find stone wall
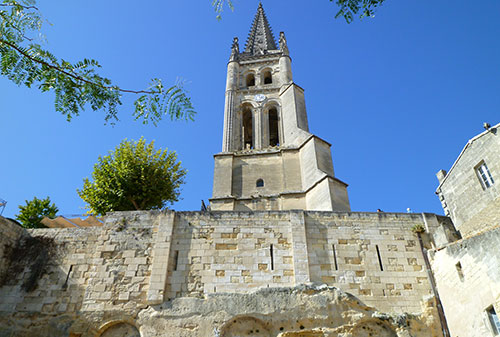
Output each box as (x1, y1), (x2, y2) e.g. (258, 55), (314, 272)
(0, 217), (26, 275)
(430, 226), (500, 337)
(0, 212), (156, 315)
(0, 284), (444, 337)
(0, 210), (447, 336)
(304, 212), (437, 313)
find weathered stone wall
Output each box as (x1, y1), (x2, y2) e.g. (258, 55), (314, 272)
(0, 212), (156, 315)
(430, 226), (500, 337)
(436, 127), (500, 236)
(165, 211), (295, 299)
(0, 217), (26, 273)
(304, 212), (435, 313)
(0, 210), (447, 336)
(0, 284), (444, 337)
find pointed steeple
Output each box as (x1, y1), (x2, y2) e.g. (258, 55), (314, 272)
(244, 3), (277, 55)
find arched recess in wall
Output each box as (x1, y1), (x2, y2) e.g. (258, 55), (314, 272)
(97, 321), (141, 337)
(246, 73), (256, 87)
(261, 68), (273, 85)
(256, 179), (264, 187)
(241, 103), (254, 150)
(266, 104), (280, 147)
(220, 316), (271, 337)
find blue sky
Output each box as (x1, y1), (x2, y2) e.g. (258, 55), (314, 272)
(1, 0), (499, 218)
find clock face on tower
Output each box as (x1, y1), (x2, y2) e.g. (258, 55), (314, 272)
(254, 94), (266, 102)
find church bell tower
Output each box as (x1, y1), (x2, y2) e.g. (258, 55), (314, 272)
(210, 3), (350, 212)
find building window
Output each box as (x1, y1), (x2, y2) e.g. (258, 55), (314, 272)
(487, 306), (500, 335)
(476, 162), (494, 189)
(256, 179), (264, 187)
(246, 73), (255, 87)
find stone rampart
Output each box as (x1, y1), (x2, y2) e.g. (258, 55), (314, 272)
(0, 210), (448, 336)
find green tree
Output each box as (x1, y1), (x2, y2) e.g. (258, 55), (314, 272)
(0, 0), (195, 125)
(212, 0), (385, 23)
(78, 138), (186, 215)
(16, 196), (58, 228)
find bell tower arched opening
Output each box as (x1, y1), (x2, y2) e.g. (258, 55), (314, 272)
(242, 105), (253, 150)
(269, 107), (279, 147)
(246, 73), (255, 87)
(262, 69), (272, 85)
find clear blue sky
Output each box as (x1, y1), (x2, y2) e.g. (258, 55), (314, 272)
(1, 1), (499, 218)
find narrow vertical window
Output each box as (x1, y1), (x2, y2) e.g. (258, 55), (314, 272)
(62, 265), (73, 290)
(270, 244), (274, 271)
(487, 306), (500, 335)
(455, 262), (464, 281)
(173, 250), (179, 271)
(332, 244), (338, 271)
(242, 106), (253, 149)
(268, 107), (279, 147)
(476, 162), (494, 189)
(376, 245), (384, 271)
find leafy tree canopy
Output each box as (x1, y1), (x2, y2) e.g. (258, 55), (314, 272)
(212, 0), (385, 23)
(0, 0), (195, 125)
(78, 138), (186, 215)
(16, 196), (58, 228)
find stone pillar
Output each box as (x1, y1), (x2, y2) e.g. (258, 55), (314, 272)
(290, 210), (310, 284)
(279, 54), (293, 86)
(146, 211), (175, 305)
(254, 106), (262, 149)
(222, 60), (240, 152)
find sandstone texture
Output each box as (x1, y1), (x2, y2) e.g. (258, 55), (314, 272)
(0, 211), (448, 336)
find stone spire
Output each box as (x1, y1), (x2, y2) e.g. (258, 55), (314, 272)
(244, 3), (277, 55)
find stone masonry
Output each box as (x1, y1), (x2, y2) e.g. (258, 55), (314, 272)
(0, 210), (450, 336)
(436, 123), (500, 237)
(429, 226), (500, 337)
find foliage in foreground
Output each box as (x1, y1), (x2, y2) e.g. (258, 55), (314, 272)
(78, 138), (186, 216)
(16, 196), (58, 228)
(212, 0), (385, 23)
(0, 0), (195, 125)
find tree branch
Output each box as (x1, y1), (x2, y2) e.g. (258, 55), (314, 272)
(0, 38), (156, 95)
(0, 12), (34, 41)
(127, 196), (140, 210)
(0, 3), (38, 10)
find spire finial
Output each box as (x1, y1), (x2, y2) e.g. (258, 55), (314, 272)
(244, 3), (277, 55)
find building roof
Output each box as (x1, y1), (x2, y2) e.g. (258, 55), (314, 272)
(244, 3), (277, 55)
(41, 215), (103, 228)
(436, 122), (500, 191)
